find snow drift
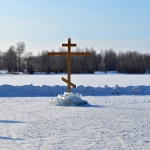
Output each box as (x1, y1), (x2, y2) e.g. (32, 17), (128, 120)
(0, 84), (150, 97)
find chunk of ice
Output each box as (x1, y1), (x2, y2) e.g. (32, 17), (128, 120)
(50, 92), (88, 106)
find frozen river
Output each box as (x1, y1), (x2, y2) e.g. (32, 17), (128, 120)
(0, 73), (150, 87)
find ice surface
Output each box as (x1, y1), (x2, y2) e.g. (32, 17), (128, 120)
(50, 92), (87, 106)
(1, 72), (150, 87)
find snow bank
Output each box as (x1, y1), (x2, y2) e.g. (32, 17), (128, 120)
(0, 84), (150, 97)
(50, 92), (87, 106)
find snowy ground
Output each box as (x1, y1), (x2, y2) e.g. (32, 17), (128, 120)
(0, 73), (150, 149)
(0, 96), (150, 149)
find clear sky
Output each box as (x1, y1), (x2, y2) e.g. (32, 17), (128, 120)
(0, 0), (150, 55)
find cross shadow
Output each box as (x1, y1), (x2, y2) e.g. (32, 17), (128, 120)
(0, 120), (26, 123)
(81, 104), (106, 108)
(59, 104), (106, 108)
(0, 136), (24, 140)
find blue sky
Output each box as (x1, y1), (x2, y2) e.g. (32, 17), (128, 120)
(0, 0), (150, 55)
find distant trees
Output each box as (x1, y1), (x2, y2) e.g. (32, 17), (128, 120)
(0, 42), (150, 74)
(117, 51), (147, 73)
(103, 49), (117, 72)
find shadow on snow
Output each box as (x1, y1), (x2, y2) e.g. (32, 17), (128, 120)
(59, 103), (106, 108)
(0, 120), (26, 123)
(82, 103), (106, 108)
(0, 136), (24, 140)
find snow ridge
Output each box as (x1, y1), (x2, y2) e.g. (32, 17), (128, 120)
(0, 84), (150, 97)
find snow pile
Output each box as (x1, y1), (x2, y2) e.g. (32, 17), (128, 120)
(50, 92), (87, 106)
(0, 84), (150, 97)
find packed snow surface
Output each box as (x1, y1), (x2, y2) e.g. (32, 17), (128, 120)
(0, 96), (150, 149)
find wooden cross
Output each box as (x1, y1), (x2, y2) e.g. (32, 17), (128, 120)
(48, 38), (91, 93)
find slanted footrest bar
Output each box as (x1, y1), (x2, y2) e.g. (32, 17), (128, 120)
(62, 77), (76, 89)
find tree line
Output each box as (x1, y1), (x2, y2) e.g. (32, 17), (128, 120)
(0, 42), (150, 74)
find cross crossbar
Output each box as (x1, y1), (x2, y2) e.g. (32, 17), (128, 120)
(62, 44), (76, 47)
(48, 52), (91, 56)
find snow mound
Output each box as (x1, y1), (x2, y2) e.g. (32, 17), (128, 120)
(0, 84), (150, 97)
(50, 92), (88, 106)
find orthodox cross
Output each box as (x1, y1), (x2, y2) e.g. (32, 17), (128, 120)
(48, 38), (91, 93)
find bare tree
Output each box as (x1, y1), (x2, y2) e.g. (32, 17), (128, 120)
(97, 52), (103, 71)
(16, 42), (25, 72)
(2, 46), (17, 72)
(58, 48), (67, 73)
(103, 49), (117, 73)
(0, 50), (2, 69)
(71, 47), (82, 73)
(82, 48), (96, 73)
(24, 52), (35, 74)
(36, 50), (51, 73)
(143, 54), (150, 73)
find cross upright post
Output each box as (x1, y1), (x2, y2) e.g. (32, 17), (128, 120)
(62, 38), (76, 92)
(48, 38), (91, 93)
